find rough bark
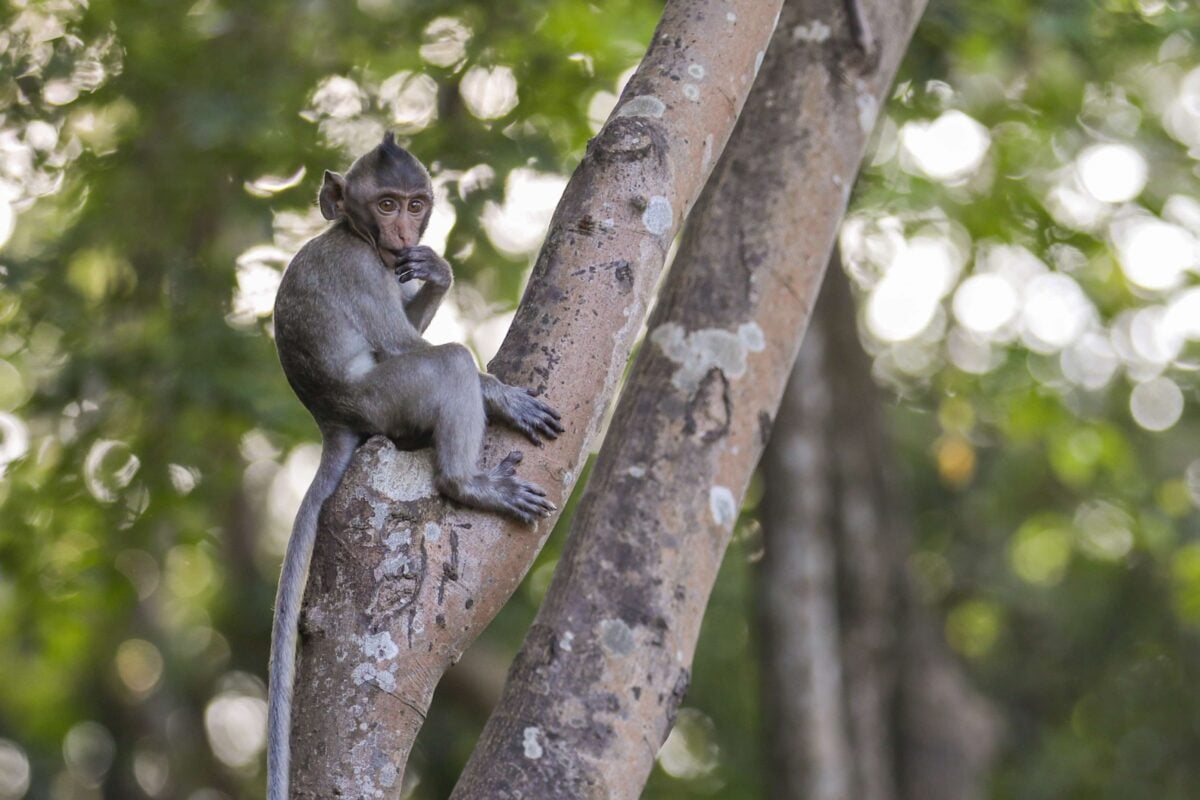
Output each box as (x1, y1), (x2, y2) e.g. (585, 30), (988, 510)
(287, 2), (783, 796)
(449, 1), (926, 797)
(758, 267), (999, 800)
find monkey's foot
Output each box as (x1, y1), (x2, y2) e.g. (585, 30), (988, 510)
(495, 388), (564, 444)
(437, 452), (556, 525)
(488, 451), (556, 524)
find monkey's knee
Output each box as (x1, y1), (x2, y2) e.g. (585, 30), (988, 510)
(436, 345), (472, 376)
(435, 344), (483, 396)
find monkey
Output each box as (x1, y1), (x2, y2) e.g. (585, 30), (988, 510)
(266, 132), (563, 800)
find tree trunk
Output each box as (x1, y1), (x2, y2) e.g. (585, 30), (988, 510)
(758, 266), (999, 800)
(450, 1), (926, 797)
(288, 1), (782, 795)
(758, 258), (856, 800)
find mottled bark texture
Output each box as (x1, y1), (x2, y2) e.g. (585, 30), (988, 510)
(449, 1), (925, 798)
(287, 2), (783, 796)
(758, 268), (999, 800)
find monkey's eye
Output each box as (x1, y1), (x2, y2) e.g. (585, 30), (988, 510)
(377, 198), (399, 213)
(408, 199), (425, 214)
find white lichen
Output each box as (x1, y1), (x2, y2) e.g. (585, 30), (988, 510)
(793, 20), (832, 42)
(360, 631), (399, 661)
(642, 195), (673, 235)
(687, 63), (706, 80)
(523, 726), (544, 759)
(683, 84), (700, 103)
(726, 11), (737, 22)
(370, 448), (437, 501)
(856, 80), (878, 134)
(379, 764), (398, 788)
(649, 322), (767, 394)
(384, 530), (411, 549)
(615, 95), (666, 119)
(709, 485), (738, 527)
(378, 553), (410, 579)
(560, 630), (575, 652)
(423, 521), (441, 542)
(351, 662), (397, 693)
(625, 464), (647, 479)
(599, 618), (635, 656)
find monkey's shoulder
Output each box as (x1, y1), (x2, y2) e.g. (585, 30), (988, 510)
(287, 228), (377, 277)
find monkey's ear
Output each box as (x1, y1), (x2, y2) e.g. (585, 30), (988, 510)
(382, 131), (397, 148)
(319, 170), (346, 221)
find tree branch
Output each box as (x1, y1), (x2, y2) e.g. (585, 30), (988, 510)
(288, 1), (784, 795)
(449, 0), (927, 797)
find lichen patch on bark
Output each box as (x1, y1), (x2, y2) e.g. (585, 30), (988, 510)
(649, 321), (766, 393)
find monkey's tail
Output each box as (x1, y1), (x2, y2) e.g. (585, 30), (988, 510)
(266, 428), (359, 800)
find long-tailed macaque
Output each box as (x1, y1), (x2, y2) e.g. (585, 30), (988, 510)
(266, 133), (562, 799)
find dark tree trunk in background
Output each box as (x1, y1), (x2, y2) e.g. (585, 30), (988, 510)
(758, 266), (999, 800)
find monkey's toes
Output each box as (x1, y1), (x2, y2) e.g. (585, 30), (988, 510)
(525, 390), (563, 419)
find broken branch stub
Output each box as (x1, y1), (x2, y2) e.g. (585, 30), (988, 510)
(287, 1), (784, 796)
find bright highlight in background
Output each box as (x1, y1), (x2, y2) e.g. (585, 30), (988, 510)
(866, 236), (963, 341)
(1076, 143), (1147, 203)
(899, 110), (991, 183)
(1111, 214), (1199, 291)
(953, 273), (1018, 336)
(1130, 376), (1184, 431)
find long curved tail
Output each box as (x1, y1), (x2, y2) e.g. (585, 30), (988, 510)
(266, 429), (358, 800)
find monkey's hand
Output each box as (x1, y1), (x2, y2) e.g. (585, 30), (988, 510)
(394, 246), (452, 290)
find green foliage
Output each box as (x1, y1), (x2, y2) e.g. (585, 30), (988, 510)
(846, 0), (1200, 797)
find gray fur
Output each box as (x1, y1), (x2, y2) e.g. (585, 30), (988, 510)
(266, 136), (563, 800)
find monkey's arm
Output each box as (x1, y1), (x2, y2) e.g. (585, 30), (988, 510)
(394, 245), (451, 333)
(480, 373), (564, 443)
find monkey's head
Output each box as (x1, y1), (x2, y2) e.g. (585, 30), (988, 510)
(319, 132), (433, 253)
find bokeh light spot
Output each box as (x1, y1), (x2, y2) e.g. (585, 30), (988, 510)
(0, 739), (30, 800)
(1130, 376), (1184, 432)
(657, 708), (720, 780)
(1076, 143), (1147, 203)
(115, 639), (164, 696)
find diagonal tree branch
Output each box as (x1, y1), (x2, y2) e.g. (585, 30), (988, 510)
(287, 1), (783, 795)
(448, 0), (927, 797)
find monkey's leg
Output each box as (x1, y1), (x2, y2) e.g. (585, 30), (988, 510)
(354, 345), (555, 523)
(479, 373), (564, 444)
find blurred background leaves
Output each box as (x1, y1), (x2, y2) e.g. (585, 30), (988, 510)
(0, 0), (1198, 797)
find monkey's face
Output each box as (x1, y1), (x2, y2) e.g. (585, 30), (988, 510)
(357, 182), (432, 252)
(319, 133), (435, 254)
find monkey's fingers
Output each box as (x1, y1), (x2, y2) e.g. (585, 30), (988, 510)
(533, 417), (564, 441)
(525, 389), (563, 420)
(530, 406), (565, 438)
